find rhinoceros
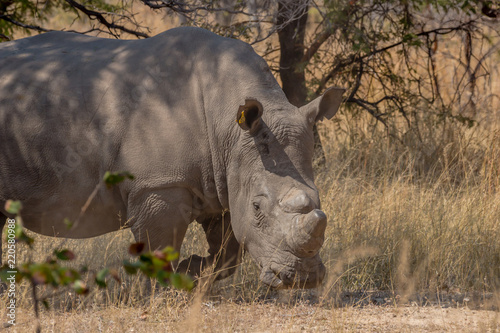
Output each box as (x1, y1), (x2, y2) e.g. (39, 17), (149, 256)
(0, 27), (344, 288)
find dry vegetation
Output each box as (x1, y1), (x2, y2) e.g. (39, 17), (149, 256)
(2, 7), (500, 333)
(2, 109), (499, 331)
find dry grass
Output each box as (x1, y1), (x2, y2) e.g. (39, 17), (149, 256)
(4, 298), (500, 332)
(317, 119), (500, 294)
(2, 114), (499, 331)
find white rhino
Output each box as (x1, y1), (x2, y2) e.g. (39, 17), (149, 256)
(0, 27), (344, 288)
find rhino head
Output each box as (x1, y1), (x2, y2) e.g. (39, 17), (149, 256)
(226, 87), (345, 289)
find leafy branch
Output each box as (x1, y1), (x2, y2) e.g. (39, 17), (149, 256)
(0, 171), (192, 332)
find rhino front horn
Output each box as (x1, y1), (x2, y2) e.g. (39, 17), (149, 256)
(286, 209), (327, 257)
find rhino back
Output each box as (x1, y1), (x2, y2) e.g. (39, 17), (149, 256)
(0, 28), (238, 235)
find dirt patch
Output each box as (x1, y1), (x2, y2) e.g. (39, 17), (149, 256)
(3, 300), (499, 332)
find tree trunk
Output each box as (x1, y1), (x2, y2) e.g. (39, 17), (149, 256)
(277, 1), (308, 107)
(277, 0), (326, 166)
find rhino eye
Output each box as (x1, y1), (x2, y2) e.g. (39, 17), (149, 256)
(253, 202), (266, 227)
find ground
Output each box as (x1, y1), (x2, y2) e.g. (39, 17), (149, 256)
(3, 303), (499, 332)
(3, 292), (499, 332)
(1, 227), (499, 332)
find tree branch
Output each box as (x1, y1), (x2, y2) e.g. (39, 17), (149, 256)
(64, 0), (150, 38)
(0, 14), (50, 33)
(301, 30), (331, 64)
(316, 19), (479, 95)
(140, 0), (255, 16)
(347, 98), (387, 127)
(481, 0), (499, 18)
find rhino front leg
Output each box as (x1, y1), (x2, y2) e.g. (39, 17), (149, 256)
(128, 188), (194, 260)
(178, 212), (242, 280)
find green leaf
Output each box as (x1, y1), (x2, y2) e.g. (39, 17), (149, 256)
(31, 270), (48, 285)
(402, 33), (423, 47)
(14, 223), (34, 248)
(139, 254), (153, 265)
(155, 269), (170, 287)
(169, 273), (194, 291)
(95, 268), (109, 288)
(5, 200), (22, 215)
(73, 280), (88, 295)
(103, 171), (134, 188)
(58, 267), (80, 285)
(54, 249), (76, 261)
(128, 242), (145, 256)
(123, 260), (141, 274)
(0, 265), (19, 282)
(162, 246), (179, 262)
(64, 218), (74, 229)
(123, 245), (191, 290)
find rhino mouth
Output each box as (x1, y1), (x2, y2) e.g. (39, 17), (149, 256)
(259, 254), (326, 289)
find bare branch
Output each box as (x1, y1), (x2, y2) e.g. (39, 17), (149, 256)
(301, 30), (331, 64)
(64, 0), (150, 38)
(347, 98), (388, 127)
(0, 14), (51, 33)
(347, 60), (363, 101)
(139, 0), (256, 16)
(316, 19), (480, 95)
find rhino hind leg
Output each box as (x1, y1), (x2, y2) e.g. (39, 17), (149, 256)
(177, 212), (242, 281)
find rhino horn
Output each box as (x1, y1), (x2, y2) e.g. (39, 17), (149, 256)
(279, 188), (314, 214)
(286, 209), (327, 257)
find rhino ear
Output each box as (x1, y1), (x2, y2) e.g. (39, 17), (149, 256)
(236, 98), (263, 133)
(302, 87), (345, 123)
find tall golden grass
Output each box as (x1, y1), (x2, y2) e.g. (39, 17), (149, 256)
(317, 114), (500, 295)
(3, 98), (498, 308)
(2, 105), (499, 331)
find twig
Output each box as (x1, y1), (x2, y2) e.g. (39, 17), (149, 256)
(64, 0), (149, 38)
(0, 15), (51, 32)
(32, 284), (41, 333)
(71, 183), (102, 232)
(316, 20), (479, 94)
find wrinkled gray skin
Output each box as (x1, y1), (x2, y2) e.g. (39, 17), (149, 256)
(0, 27), (344, 288)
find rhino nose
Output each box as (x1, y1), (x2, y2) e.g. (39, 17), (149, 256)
(286, 209), (327, 257)
(279, 188), (314, 213)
